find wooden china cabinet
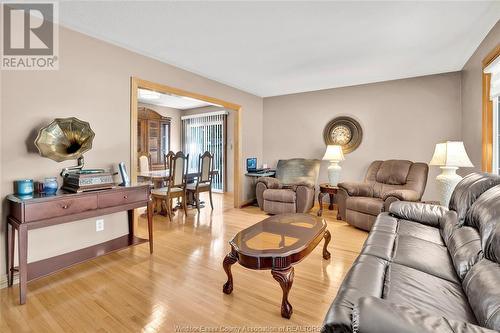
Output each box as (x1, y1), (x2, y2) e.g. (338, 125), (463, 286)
(137, 107), (171, 170)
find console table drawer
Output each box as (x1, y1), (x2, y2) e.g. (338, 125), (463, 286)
(98, 188), (148, 208)
(24, 196), (98, 222)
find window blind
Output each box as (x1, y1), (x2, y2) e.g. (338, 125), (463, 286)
(181, 111), (228, 192)
(484, 55), (500, 100)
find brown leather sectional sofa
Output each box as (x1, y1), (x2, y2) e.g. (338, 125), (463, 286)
(322, 172), (500, 333)
(337, 160), (428, 231)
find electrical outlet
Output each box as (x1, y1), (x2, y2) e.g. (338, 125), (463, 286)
(96, 219), (104, 232)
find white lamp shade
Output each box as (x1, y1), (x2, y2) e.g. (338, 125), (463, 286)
(323, 145), (345, 161)
(429, 141), (473, 167)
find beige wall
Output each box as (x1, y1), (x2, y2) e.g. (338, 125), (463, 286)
(263, 72), (463, 201)
(0, 26), (263, 283)
(461, 20), (500, 172)
(138, 102), (182, 152)
(182, 106), (235, 192)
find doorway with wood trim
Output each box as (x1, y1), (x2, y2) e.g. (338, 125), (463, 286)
(130, 77), (242, 208)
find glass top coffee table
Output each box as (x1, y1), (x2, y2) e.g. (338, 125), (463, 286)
(222, 213), (331, 319)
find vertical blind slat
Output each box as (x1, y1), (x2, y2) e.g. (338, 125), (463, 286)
(181, 112), (226, 191)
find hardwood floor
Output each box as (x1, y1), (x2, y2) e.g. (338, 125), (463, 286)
(0, 193), (368, 333)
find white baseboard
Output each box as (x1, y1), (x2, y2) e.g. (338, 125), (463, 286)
(0, 272), (18, 289)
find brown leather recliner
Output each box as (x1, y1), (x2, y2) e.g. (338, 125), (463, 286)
(337, 160), (428, 231)
(256, 158), (320, 214)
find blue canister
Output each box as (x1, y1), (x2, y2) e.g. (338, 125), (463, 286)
(43, 177), (59, 194)
(15, 179), (34, 196)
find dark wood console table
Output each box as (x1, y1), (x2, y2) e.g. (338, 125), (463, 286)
(6, 184), (153, 305)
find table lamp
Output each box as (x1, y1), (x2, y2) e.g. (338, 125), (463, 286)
(322, 145), (345, 186)
(429, 141), (473, 206)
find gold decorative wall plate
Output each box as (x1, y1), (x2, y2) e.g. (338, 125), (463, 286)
(323, 116), (363, 154)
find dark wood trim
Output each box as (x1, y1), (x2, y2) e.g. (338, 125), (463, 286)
(482, 44), (500, 172)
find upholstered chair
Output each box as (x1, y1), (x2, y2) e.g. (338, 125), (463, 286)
(256, 158), (320, 214)
(337, 160), (428, 231)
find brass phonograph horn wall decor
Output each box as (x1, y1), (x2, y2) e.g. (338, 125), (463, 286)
(34, 117), (114, 192)
(35, 117), (95, 175)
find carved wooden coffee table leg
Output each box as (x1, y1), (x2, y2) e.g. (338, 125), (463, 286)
(222, 252), (238, 294)
(271, 266), (294, 319)
(323, 230), (331, 260)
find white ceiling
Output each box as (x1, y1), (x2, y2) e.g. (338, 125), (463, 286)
(138, 88), (217, 110)
(59, 1), (500, 97)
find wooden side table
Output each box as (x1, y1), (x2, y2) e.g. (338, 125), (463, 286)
(318, 183), (340, 218)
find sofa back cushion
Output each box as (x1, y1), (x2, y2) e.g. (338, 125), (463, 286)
(461, 185), (500, 331)
(365, 160), (428, 199)
(465, 185), (500, 263)
(276, 158), (320, 186)
(462, 259), (500, 331)
(449, 173), (500, 226)
(446, 226), (483, 280)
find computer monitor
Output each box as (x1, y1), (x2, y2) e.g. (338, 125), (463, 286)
(246, 158), (257, 171)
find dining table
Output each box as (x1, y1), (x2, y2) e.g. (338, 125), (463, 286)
(138, 169), (218, 214)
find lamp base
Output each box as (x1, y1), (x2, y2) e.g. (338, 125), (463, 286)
(435, 166), (462, 207)
(328, 161), (342, 186)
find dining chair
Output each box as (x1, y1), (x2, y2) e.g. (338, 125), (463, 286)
(164, 151), (175, 170)
(186, 151), (214, 213)
(151, 151), (189, 221)
(161, 151), (175, 188)
(138, 152), (151, 172)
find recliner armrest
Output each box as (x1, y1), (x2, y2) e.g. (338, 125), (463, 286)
(388, 201), (448, 227)
(356, 297), (496, 333)
(283, 181), (315, 191)
(382, 189), (420, 202)
(256, 176), (282, 189)
(338, 182), (373, 197)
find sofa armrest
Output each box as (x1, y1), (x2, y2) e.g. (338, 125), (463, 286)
(338, 182), (373, 197)
(388, 201), (448, 227)
(256, 176), (282, 189)
(356, 297), (496, 333)
(382, 189), (420, 202)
